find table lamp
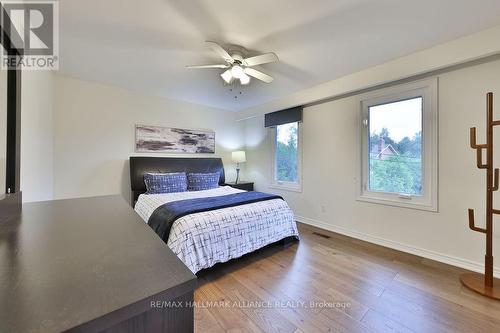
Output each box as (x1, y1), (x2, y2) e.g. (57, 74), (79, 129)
(231, 151), (246, 184)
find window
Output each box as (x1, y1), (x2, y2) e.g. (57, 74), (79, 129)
(357, 79), (438, 211)
(271, 122), (302, 191)
(369, 97), (423, 195)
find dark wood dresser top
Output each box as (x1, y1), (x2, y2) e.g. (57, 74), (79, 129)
(0, 195), (197, 333)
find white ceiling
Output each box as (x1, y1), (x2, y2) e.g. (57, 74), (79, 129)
(59, 0), (500, 111)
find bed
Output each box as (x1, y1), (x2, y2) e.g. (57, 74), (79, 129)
(130, 157), (299, 273)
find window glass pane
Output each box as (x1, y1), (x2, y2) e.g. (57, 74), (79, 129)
(276, 122), (299, 183)
(368, 97), (422, 195)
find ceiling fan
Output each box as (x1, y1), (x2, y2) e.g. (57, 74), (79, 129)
(187, 41), (279, 85)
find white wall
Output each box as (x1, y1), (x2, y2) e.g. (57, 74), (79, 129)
(53, 75), (245, 203)
(21, 71), (54, 202)
(244, 59), (500, 275)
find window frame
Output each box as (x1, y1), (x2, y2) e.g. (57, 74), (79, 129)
(356, 78), (438, 211)
(269, 121), (303, 192)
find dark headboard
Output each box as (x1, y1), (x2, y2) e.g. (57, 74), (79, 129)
(129, 156), (225, 204)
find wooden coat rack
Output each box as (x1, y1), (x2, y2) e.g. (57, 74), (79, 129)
(461, 92), (500, 300)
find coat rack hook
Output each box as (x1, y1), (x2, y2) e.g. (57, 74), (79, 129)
(470, 127), (487, 149)
(468, 209), (486, 233)
(476, 148), (488, 169)
(470, 127), (478, 148)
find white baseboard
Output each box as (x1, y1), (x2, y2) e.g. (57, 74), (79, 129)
(295, 215), (500, 278)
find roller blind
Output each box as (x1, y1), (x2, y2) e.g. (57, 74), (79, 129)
(264, 106), (303, 127)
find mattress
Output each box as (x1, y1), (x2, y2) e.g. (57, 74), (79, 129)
(134, 186), (299, 273)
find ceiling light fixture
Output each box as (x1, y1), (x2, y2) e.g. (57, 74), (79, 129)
(220, 69), (233, 84)
(239, 73), (250, 85)
(187, 41), (278, 85)
(231, 65), (244, 79)
(221, 65), (251, 85)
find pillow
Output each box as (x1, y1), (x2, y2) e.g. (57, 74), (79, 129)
(187, 172), (220, 191)
(144, 172), (187, 194)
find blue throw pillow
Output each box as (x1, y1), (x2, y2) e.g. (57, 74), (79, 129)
(144, 172), (187, 194)
(187, 172), (220, 191)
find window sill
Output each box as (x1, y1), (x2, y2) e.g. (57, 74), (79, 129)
(269, 183), (303, 193)
(356, 193), (438, 212)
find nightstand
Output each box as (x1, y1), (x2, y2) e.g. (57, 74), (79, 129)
(224, 182), (254, 191)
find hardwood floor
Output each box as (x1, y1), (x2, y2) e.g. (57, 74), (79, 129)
(194, 223), (500, 332)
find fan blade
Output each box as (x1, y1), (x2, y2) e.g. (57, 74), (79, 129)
(206, 41), (234, 63)
(243, 52), (279, 67)
(186, 64), (229, 69)
(244, 68), (274, 83)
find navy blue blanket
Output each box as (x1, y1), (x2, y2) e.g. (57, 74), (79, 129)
(148, 191), (283, 242)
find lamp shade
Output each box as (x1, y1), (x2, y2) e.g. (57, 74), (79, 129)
(232, 151), (246, 163)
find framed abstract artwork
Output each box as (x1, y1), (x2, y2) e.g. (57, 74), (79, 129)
(135, 125), (215, 154)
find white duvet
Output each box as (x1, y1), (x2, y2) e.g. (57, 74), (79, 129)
(134, 186), (299, 273)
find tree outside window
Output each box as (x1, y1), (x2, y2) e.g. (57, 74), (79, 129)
(275, 122), (299, 183)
